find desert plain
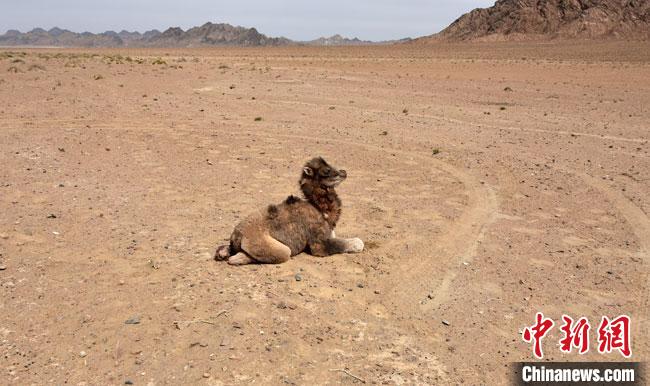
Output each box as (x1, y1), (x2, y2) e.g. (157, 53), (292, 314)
(0, 41), (649, 384)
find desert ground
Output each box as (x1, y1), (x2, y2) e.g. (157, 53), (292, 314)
(0, 41), (648, 385)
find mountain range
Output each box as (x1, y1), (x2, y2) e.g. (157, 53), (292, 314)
(2, 1), (649, 48)
(431, 0), (650, 41)
(0, 23), (409, 47)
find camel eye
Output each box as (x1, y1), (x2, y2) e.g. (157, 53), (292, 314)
(321, 168), (331, 176)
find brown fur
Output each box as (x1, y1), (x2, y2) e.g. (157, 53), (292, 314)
(215, 157), (364, 265)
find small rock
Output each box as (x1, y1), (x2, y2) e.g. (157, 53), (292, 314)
(294, 273), (302, 282)
(79, 351), (87, 358)
(442, 320), (450, 326)
(203, 373), (210, 378)
(125, 316), (141, 325)
(124, 381), (133, 385)
(357, 283), (364, 288)
(374, 289), (380, 294)
(0, 265), (6, 271)
(47, 214), (57, 219)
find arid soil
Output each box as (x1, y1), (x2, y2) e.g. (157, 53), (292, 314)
(0, 42), (648, 385)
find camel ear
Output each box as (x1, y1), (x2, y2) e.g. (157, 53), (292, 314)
(303, 166), (314, 176)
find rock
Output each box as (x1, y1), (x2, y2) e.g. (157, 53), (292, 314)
(442, 320), (450, 326)
(125, 316), (141, 325)
(294, 273), (302, 282)
(79, 350), (87, 358)
(434, 0), (650, 41)
(0, 265), (6, 271)
(124, 380), (133, 385)
(47, 214), (57, 219)
(203, 373), (211, 378)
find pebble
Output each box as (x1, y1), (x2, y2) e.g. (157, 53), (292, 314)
(0, 265), (6, 271)
(125, 316), (141, 325)
(203, 373), (211, 378)
(79, 351), (87, 358)
(124, 381), (133, 385)
(442, 320), (450, 326)
(294, 273), (302, 282)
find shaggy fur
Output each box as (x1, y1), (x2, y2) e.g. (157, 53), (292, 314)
(215, 157), (364, 265)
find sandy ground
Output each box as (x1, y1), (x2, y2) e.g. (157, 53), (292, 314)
(0, 41), (648, 385)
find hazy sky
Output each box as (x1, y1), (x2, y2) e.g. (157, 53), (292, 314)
(1, 1), (495, 41)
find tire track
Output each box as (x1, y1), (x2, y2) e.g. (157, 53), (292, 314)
(566, 168), (650, 345)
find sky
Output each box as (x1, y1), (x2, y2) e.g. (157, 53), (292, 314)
(1, 1), (495, 41)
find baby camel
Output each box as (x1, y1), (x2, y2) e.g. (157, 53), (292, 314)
(215, 157), (364, 265)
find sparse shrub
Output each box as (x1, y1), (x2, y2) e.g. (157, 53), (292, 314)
(218, 64), (229, 69)
(152, 58), (167, 65)
(432, 148), (440, 155)
(504, 86), (513, 92)
(500, 106), (506, 111)
(11, 58), (25, 64)
(402, 108), (408, 114)
(7, 66), (21, 73)
(254, 117), (263, 122)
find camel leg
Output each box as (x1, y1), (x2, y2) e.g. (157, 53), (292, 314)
(241, 235), (292, 264)
(228, 252), (256, 266)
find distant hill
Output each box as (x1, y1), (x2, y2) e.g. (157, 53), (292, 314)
(0, 23), (410, 47)
(303, 34), (411, 46)
(422, 0), (650, 41)
(0, 23), (291, 47)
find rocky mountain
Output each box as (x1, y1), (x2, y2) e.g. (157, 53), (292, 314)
(304, 34), (373, 46)
(432, 0), (650, 40)
(0, 23), (290, 47)
(303, 34), (412, 46)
